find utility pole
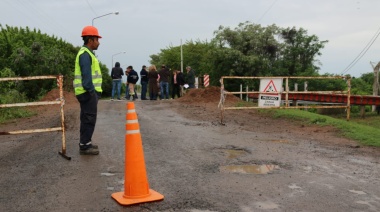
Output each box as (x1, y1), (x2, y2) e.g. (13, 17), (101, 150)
(180, 39), (183, 73)
(370, 61), (380, 111)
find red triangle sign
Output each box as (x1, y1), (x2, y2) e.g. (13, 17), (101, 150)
(263, 80), (278, 95)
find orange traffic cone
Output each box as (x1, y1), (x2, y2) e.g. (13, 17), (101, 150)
(112, 102), (164, 205)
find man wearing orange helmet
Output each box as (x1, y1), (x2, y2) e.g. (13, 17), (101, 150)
(73, 26), (103, 155)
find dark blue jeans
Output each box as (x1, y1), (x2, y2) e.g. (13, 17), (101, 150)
(76, 91), (99, 150)
(111, 79), (122, 99)
(160, 81), (169, 99)
(141, 81), (148, 99)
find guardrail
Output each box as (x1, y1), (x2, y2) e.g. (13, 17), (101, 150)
(0, 75), (70, 160)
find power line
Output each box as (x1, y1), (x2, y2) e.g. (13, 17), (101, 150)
(340, 25), (380, 75)
(85, 0), (98, 16)
(257, 0), (279, 24)
(9, 0), (77, 40)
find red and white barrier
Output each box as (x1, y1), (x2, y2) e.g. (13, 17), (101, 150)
(204, 74), (209, 87)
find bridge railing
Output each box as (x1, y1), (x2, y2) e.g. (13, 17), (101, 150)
(218, 76), (350, 124)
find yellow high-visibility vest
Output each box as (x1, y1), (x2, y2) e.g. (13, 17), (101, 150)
(73, 47), (103, 95)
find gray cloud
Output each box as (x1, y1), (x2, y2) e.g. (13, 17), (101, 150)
(1, 0), (379, 77)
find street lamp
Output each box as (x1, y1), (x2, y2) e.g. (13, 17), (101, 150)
(111, 51), (126, 71)
(92, 11), (119, 26)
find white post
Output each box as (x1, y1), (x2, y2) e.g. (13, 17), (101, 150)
(240, 84), (243, 99)
(246, 86), (249, 102)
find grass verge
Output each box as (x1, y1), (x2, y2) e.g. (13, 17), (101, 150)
(0, 108), (35, 124)
(266, 109), (380, 147)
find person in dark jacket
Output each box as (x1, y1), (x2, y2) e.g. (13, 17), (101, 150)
(186, 66), (196, 88)
(123, 68), (138, 100)
(110, 62), (124, 100)
(148, 65), (159, 100)
(126, 65), (139, 100)
(158, 65), (170, 100)
(74, 25), (102, 155)
(140, 65), (149, 100)
(171, 69), (185, 99)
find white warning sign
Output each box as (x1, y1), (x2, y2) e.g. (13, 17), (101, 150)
(258, 78), (283, 107)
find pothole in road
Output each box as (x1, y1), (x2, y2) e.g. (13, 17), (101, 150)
(220, 164), (280, 174)
(217, 145), (280, 174)
(225, 149), (247, 159)
(218, 145), (251, 159)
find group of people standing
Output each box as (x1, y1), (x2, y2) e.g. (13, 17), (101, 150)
(111, 63), (195, 101)
(74, 25), (196, 155)
(110, 64), (139, 101)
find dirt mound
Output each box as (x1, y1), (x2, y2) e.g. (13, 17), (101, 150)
(40, 89), (77, 105)
(28, 89), (78, 115)
(178, 86), (241, 104)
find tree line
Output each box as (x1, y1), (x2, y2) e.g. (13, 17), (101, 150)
(150, 21), (373, 95)
(0, 24), (112, 103)
(0, 22), (374, 106)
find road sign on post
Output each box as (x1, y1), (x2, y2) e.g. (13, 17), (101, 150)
(258, 78), (283, 107)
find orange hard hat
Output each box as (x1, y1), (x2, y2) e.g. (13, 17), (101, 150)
(81, 26), (102, 38)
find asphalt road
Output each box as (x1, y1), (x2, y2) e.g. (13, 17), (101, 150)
(1, 99), (380, 212)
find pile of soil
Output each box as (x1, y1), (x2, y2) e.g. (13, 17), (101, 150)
(22, 89), (77, 117)
(40, 89), (77, 106)
(178, 86), (241, 105)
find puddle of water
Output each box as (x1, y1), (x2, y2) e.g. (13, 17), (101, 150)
(303, 166), (313, 173)
(101, 173), (115, 177)
(356, 200), (372, 207)
(255, 201), (279, 209)
(225, 149), (247, 159)
(288, 183), (302, 190)
(271, 139), (289, 143)
(220, 164), (279, 174)
(349, 190), (366, 195)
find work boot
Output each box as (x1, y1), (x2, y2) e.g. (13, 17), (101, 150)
(83, 140), (98, 149)
(80, 147), (99, 155)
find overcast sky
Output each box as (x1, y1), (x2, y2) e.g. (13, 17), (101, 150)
(1, 0), (380, 78)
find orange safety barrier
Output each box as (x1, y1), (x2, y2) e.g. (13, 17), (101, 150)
(112, 102), (164, 206)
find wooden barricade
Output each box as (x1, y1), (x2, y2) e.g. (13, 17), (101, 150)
(0, 75), (70, 160)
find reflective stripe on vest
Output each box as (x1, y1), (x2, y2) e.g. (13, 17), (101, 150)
(74, 47), (103, 95)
